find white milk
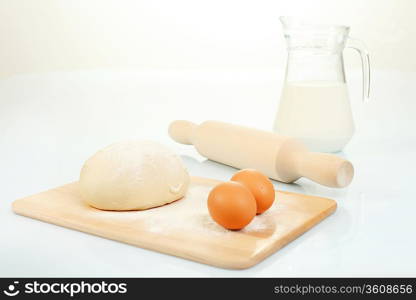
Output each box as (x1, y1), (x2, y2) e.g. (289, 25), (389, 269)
(273, 81), (354, 153)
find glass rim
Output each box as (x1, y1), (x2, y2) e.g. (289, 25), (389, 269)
(280, 16), (350, 32)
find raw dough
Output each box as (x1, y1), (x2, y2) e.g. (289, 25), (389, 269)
(79, 140), (190, 211)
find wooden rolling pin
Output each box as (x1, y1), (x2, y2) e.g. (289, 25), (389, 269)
(169, 120), (354, 188)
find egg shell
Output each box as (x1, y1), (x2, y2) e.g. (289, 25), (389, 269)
(231, 169), (275, 214)
(207, 181), (256, 230)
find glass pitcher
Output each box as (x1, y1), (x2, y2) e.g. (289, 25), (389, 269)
(273, 17), (370, 153)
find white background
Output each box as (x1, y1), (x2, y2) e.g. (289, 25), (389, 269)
(1, 0), (416, 277)
(1, 0), (416, 77)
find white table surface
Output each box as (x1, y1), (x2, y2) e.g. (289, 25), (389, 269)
(1, 69), (415, 277)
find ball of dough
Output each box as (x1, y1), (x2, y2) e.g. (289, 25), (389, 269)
(79, 140), (190, 211)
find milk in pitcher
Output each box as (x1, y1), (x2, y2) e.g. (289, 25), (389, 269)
(273, 81), (354, 153)
(274, 17), (370, 152)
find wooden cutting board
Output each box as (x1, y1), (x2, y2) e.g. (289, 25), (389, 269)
(12, 176), (336, 269)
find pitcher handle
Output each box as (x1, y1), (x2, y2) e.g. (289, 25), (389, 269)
(346, 37), (371, 102)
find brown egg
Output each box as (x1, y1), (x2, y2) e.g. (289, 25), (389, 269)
(207, 181), (256, 230)
(231, 169), (275, 214)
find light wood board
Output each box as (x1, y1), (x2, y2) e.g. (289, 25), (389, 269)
(12, 176), (336, 269)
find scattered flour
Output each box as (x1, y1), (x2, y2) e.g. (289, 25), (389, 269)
(87, 181), (280, 237)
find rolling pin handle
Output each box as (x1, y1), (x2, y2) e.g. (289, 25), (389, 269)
(294, 152), (354, 188)
(168, 120), (197, 145)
